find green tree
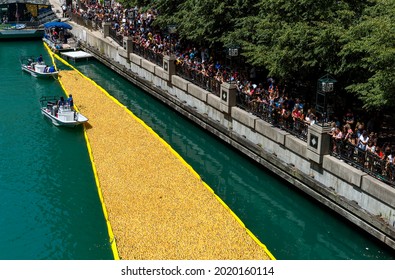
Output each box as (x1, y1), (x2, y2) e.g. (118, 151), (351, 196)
(338, 0), (395, 110)
(227, 0), (364, 82)
(152, 0), (258, 46)
(116, 0), (151, 8)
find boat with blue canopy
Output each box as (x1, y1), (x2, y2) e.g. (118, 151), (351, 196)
(43, 20), (77, 52)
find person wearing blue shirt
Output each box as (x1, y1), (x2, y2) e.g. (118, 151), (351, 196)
(67, 94), (74, 110)
(37, 54), (43, 64)
(215, 61), (221, 70)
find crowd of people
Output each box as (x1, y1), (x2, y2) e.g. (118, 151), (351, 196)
(330, 111), (395, 180)
(69, 1), (394, 182)
(237, 80), (313, 122)
(70, 1), (246, 90)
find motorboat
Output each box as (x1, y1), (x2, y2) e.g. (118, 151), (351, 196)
(42, 21), (78, 52)
(0, 0), (56, 40)
(20, 56), (58, 78)
(39, 96), (88, 127)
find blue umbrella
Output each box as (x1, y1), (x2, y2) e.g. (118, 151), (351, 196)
(43, 22), (73, 30)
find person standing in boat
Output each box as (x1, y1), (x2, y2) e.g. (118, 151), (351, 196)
(67, 94), (74, 110)
(57, 96), (65, 108)
(37, 54), (43, 64)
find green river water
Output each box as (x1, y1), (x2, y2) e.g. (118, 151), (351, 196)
(0, 40), (394, 260)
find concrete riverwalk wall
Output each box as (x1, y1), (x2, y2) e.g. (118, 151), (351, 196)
(68, 23), (395, 250)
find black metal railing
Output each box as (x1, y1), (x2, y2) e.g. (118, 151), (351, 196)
(132, 42), (163, 67)
(236, 91), (309, 141)
(175, 63), (221, 97)
(69, 13), (102, 31)
(331, 138), (395, 186)
(108, 26), (124, 47)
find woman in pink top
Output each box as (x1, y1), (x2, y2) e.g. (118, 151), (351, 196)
(332, 127), (343, 153)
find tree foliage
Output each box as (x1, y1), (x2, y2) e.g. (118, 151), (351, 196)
(227, 0), (365, 84)
(151, 0), (258, 46)
(338, 0), (395, 110)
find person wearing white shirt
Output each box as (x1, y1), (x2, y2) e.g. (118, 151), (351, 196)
(358, 130), (369, 151)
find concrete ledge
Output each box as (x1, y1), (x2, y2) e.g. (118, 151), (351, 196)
(172, 75), (189, 91)
(323, 156), (365, 187)
(306, 149), (323, 165)
(207, 94), (221, 109)
(154, 66), (166, 80)
(361, 175), (395, 208)
(219, 102), (231, 114)
(187, 83), (208, 102)
(285, 135), (307, 158)
(141, 59), (156, 73)
(385, 236), (395, 249)
(118, 47), (128, 59)
(255, 119), (288, 145)
(129, 53), (141, 66)
(231, 107), (258, 129)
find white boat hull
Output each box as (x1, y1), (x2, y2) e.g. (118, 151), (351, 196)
(22, 64), (58, 79)
(41, 107), (88, 127)
(43, 37), (77, 53)
(0, 27), (44, 39)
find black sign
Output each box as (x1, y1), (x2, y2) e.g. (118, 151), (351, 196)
(221, 90), (227, 102)
(310, 134), (318, 149)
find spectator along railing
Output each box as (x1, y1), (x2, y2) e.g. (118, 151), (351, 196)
(331, 138), (395, 186)
(175, 63), (221, 97)
(69, 13), (102, 32)
(132, 41), (163, 67)
(236, 90), (309, 141)
(108, 26), (124, 47)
